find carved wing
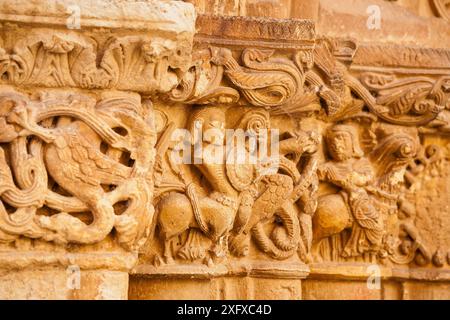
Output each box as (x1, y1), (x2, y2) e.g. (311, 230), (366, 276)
(63, 130), (132, 186)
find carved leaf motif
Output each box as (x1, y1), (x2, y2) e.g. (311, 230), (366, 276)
(170, 46), (307, 108)
(0, 32), (191, 94)
(359, 73), (447, 125)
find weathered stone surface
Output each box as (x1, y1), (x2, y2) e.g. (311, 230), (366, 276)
(0, 268), (129, 300)
(0, 0), (449, 300)
(0, 0), (195, 300)
(316, 0), (450, 49)
(0, 0), (196, 31)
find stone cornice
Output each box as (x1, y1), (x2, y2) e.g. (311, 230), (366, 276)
(0, 0), (196, 33)
(132, 262), (310, 279)
(194, 14), (315, 50)
(0, 251), (137, 272)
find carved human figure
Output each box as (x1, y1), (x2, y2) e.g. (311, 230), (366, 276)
(155, 107), (320, 263)
(316, 124), (383, 257)
(156, 107), (238, 263)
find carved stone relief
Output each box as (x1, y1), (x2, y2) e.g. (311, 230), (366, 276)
(0, 87), (155, 251)
(0, 0), (449, 300)
(0, 31), (191, 92)
(145, 103), (319, 266)
(135, 36), (450, 273)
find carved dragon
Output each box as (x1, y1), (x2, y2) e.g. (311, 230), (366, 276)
(0, 88), (155, 251)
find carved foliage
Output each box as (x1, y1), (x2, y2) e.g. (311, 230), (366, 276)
(170, 46), (311, 108)
(151, 106), (319, 265)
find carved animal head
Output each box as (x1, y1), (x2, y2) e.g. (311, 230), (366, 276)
(370, 132), (418, 185)
(188, 106), (226, 145)
(5, 100), (29, 130)
(142, 39), (173, 63)
(209, 46), (234, 66)
(301, 130), (320, 154)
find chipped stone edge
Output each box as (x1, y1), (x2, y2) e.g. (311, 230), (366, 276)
(0, 0), (196, 34)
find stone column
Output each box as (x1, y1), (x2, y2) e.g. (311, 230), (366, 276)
(1, 0), (450, 300)
(0, 0), (195, 299)
(129, 2), (450, 300)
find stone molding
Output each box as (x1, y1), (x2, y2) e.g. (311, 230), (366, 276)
(0, 0), (449, 299)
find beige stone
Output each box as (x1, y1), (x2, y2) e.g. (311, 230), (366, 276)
(0, 0), (449, 300)
(0, 269), (128, 300)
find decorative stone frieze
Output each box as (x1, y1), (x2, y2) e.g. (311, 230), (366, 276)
(0, 0), (449, 300)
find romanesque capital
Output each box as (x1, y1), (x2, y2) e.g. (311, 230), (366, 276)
(1, 0), (449, 300)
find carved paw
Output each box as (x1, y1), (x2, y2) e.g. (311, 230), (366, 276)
(153, 253), (177, 267)
(177, 245), (206, 261)
(115, 215), (139, 250)
(153, 254), (165, 267)
(229, 233), (250, 257)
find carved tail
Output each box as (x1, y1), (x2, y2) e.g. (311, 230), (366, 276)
(252, 201), (300, 260)
(36, 196), (116, 245)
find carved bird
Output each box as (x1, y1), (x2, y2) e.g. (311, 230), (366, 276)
(5, 99), (151, 249)
(7, 104), (131, 192)
(52, 123), (131, 187)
